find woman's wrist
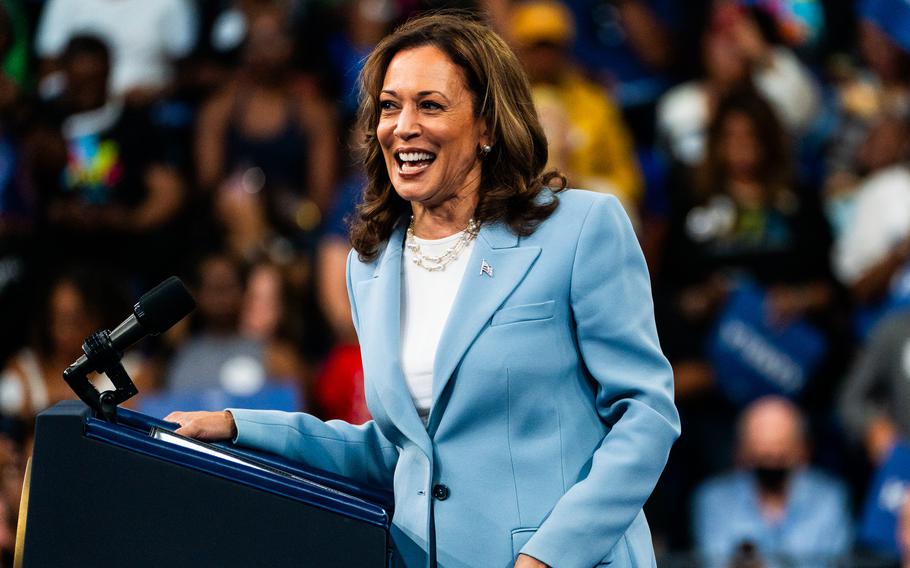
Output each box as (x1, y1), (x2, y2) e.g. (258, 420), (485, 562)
(224, 410), (238, 440)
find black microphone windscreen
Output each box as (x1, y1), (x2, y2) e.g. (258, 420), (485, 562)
(134, 276), (196, 334)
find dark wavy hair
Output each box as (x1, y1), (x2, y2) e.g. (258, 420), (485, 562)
(697, 88), (793, 204)
(349, 12), (565, 260)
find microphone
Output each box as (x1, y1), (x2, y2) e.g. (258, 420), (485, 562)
(66, 276), (196, 377)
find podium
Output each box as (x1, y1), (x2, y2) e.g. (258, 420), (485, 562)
(18, 401), (392, 567)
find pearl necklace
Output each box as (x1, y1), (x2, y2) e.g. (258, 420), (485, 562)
(405, 217), (479, 272)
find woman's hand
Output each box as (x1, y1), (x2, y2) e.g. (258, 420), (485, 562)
(514, 553), (549, 568)
(765, 285), (810, 327)
(163, 410), (237, 442)
(765, 282), (831, 328)
(678, 276), (729, 322)
(866, 416), (899, 465)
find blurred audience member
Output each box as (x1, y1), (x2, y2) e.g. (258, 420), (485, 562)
(649, 91), (836, 552)
(0, 269), (143, 420)
(240, 260), (309, 383)
(34, 0), (197, 105)
(326, 0), (397, 126)
(511, 0), (643, 218)
(164, 254), (304, 394)
(836, 112), (910, 227)
(316, 172), (361, 346)
(830, 119), (910, 306)
(208, 0), (279, 60)
(164, 253), (258, 393)
(558, 0), (682, 147)
(0, 1), (31, 237)
(657, 2), (819, 168)
(0, 1), (37, 366)
(840, 310), (910, 464)
(201, 0), (322, 87)
(312, 170), (370, 422)
(1, 0), (30, 88)
(314, 343), (370, 423)
(693, 396), (852, 567)
(196, 5), (339, 262)
(659, 89), (832, 397)
(28, 36), (185, 282)
(0, 0), (40, 237)
(824, 0), (910, 195)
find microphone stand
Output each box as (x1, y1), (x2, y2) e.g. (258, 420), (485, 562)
(62, 329), (139, 422)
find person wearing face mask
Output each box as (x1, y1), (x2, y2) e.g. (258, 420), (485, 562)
(692, 396), (852, 567)
(165, 12), (679, 568)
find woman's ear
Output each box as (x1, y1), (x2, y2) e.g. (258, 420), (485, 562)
(480, 116), (493, 147)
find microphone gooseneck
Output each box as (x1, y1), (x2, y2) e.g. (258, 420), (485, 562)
(63, 276), (196, 420)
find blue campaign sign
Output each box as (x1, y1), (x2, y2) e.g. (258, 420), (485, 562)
(136, 382), (301, 419)
(859, 443), (910, 557)
(707, 279), (828, 406)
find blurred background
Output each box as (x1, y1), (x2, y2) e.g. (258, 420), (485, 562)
(0, 0), (909, 566)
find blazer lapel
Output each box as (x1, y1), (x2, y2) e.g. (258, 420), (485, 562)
(354, 223), (433, 458)
(427, 222), (541, 432)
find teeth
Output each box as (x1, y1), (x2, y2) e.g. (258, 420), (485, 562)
(401, 160), (431, 173)
(398, 152), (435, 162)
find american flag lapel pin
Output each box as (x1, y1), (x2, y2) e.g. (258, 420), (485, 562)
(480, 259), (494, 278)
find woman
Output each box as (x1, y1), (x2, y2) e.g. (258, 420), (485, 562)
(167, 13), (678, 568)
(195, 5), (338, 255)
(659, 88), (833, 396)
(656, 3), (819, 168)
(652, 91), (835, 537)
(0, 269), (147, 421)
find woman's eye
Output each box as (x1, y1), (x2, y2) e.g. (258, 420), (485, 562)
(379, 100), (396, 111)
(420, 101), (443, 110)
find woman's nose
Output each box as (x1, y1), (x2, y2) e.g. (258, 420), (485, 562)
(394, 106), (420, 140)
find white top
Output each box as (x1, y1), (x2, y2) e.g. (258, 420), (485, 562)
(35, 0), (197, 95)
(833, 165), (910, 285)
(0, 349), (136, 415)
(0, 350), (47, 416)
(656, 47), (820, 166)
(400, 230), (476, 423)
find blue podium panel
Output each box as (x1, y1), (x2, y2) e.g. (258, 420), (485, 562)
(21, 401), (392, 567)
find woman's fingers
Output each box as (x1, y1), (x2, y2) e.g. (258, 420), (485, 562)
(163, 411), (186, 424)
(163, 411), (236, 442)
(174, 420), (200, 438)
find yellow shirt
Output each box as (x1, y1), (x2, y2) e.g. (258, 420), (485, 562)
(532, 72), (643, 216)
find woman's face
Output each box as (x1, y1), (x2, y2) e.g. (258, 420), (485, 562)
(198, 258), (244, 330)
(49, 281), (97, 357)
(704, 32), (748, 88)
(240, 264), (283, 339)
(244, 11), (293, 78)
(719, 111), (762, 178)
(65, 52), (109, 112)
(376, 45), (489, 211)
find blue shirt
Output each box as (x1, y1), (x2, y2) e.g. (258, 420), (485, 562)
(693, 469), (852, 567)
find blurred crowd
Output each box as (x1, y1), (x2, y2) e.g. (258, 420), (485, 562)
(0, 0), (909, 566)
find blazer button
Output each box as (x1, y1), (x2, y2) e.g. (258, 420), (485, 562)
(432, 484), (449, 501)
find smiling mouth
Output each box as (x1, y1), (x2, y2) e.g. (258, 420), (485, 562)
(395, 150), (437, 174)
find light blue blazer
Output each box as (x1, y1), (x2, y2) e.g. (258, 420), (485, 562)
(230, 190), (680, 568)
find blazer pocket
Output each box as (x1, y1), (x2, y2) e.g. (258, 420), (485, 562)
(510, 527), (537, 559)
(491, 300), (555, 327)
